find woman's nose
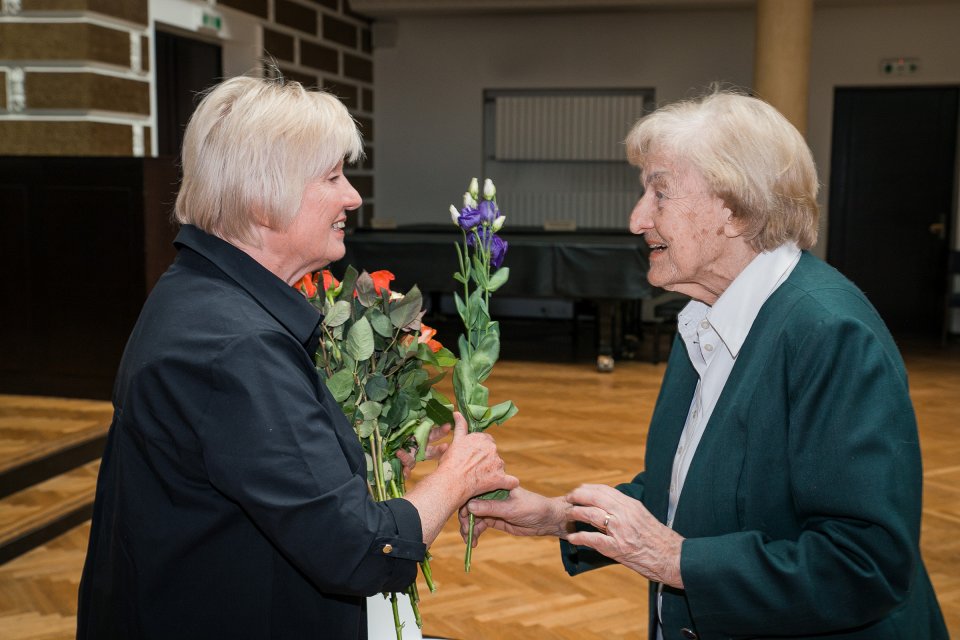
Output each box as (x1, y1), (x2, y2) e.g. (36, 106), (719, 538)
(629, 194), (653, 235)
(342, 177), (363, 210)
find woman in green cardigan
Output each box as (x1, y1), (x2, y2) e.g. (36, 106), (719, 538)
(462, 90), (948, 640)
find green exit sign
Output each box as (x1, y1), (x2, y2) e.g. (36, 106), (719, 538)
(202, 12), (222, 31)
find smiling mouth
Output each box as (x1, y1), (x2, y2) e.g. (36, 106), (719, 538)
(332, 220), (346, 231)
(648, 242), (667, 254)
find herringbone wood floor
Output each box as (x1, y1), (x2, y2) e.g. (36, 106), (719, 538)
(1, 343), (958, 639)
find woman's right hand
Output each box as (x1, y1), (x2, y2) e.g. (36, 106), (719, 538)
(459, 487), (573, 546)
(403, 412), (518, 546)
(436, 411), (518, 504)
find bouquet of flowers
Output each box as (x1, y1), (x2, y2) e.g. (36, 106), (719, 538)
(296, 267), (456, 639)
(448, 177), (518, 572)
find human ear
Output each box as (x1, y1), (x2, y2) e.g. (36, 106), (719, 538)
(721, 205), (746, 238)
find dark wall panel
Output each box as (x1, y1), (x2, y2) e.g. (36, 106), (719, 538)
(0, 157), (178, 399)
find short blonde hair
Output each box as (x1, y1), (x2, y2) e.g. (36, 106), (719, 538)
(625, 89), (819, 251)
(175, 75), (363, 245)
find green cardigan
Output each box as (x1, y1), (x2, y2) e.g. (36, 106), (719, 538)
(561, 252), (948, 640)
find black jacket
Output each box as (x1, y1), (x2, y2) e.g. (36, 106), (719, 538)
(78, 225), (424, 639)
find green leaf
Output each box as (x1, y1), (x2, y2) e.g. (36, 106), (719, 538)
(453, 357), (478, 431)
(390, 457), (404, 483)
(467, 287), (488, 332)
(453, 292), (467, 325)
(345, 316), (374, 361)
(478, 400), (518, 431)
(468, 383), (489, 408)
(357, 419), (376, 438)
(470, 253), (488, 288)
(364, 373), (389, 402)
(434, 347), (458, 369)
(338, 266), (359, 302)
(424, 398), (454, 428)
(368, 307), (394, 337)
(470, 332), (500, 383)
(358, 401), (383, 420)
(323, 300), (352, 327)
(413, 419), (435, 462)
(458, 334), (471, 360)
(415, 342), (440, 367)
(453, 272), (467, 284)
(476, 489), (510, 500)
(324, 369), (355, 402)
(382, 460), (394, 483)
(389, 285), (423, 329)
(385, 393), (408, 427)
(355, 271), (378, 307)
(486, 267), (510, 293)
(430, 388), (454, 407)
(418, 371), (446, 396)
(467, 403), (488, 421)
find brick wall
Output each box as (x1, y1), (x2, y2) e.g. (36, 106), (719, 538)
(0, 0), (151, 156)
(0, 0), (376, 222)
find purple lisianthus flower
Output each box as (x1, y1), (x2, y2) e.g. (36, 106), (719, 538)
(458, 205), (482, 230)
(467, 227), (509, 269)
(489, 234), (508, 268)
(478, 199), (499, 224)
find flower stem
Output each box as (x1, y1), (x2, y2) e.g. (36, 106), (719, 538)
(420, 555), (436, 592)
(408, 583), (423, 628)
(390, 592), (402, 640)
(464, 513), (475, 573)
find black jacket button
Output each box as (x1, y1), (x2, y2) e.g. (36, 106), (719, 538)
(680, 628), (698, 640)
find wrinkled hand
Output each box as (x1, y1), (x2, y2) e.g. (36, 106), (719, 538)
(566, 484), (685, 589)
(396, 423), (451, 479)
(459, 487), (573, 547)
(438, 412), (519, 505)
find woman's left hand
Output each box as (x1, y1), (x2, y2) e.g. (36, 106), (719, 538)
(566, 483), (685, 589)
(395, 423), (452, 478)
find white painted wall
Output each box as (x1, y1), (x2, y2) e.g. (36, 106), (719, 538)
(372, 8), (754, 227)
(371, 3), (960, 261)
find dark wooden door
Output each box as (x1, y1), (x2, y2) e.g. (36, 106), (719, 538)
(828, 87), (958, 337)
(155, 31), (223, 157)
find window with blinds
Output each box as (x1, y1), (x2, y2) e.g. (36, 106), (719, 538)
(483, 88), (654, 230)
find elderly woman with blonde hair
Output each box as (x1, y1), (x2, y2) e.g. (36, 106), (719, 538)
(77, 75), (517, 640)
(464, 89), (948, 640)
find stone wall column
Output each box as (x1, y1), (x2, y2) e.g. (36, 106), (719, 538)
(753, 0), (813, 135)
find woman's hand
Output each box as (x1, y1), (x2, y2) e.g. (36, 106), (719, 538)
(459, 487), (573, 547)
(565, 483), (685, 589)
(395, 423), (452, 479)
(404, 412), (518, 546)
(435, 412), (518, 503)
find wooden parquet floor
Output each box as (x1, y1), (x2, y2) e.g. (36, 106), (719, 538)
(0, 396), (111, 476)
(0, 342), (958, 639)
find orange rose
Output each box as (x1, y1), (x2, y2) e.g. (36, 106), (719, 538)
(322, 270), (340, 293)
(369, 270), (395, 295)
(418, 323), (443, 353)
(296, 272), (318, 298)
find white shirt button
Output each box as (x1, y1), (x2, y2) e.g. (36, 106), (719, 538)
(700, 320), (710, 330)
(704, 343), (714, 352)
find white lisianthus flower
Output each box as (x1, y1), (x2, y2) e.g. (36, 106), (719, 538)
(492, 215), (506, 232)
(463, 192), (477, 209)
(483, 178), (496, 199)
(449, 204), (461, 225)
(389, 291), (405, 301)
(468, 177), (479, 200)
